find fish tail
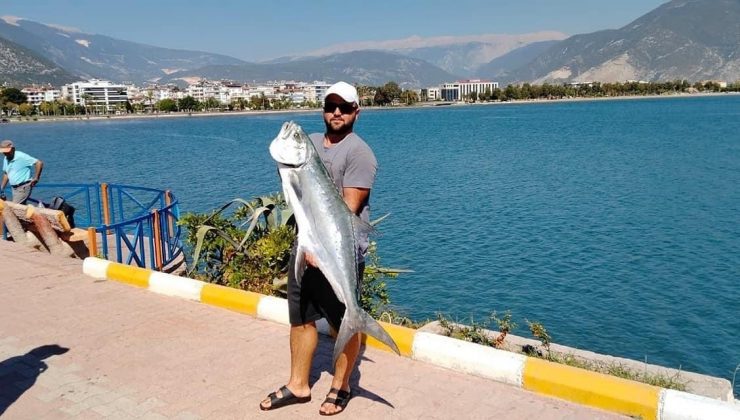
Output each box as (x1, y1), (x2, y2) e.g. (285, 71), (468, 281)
(332, 311), (401, 365)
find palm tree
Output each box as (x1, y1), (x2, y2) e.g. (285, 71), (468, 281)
(144, 90), (155, 113)
(81, 93), (94, 116)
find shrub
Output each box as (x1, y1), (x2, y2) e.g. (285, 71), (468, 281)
(180, 192), (412, 321)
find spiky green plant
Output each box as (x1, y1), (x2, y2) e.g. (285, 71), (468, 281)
(180, 194), (294, 295)
(180, 192), (412, 322)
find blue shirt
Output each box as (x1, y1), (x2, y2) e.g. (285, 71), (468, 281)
(3, 151), (38, 186)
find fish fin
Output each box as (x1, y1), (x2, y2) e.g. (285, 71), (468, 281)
(352, 215), (377, 239)
(332, 311), (400, 366)
(294, 244), (307, 286)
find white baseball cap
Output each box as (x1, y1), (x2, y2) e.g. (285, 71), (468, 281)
(325, 81), (359, 106)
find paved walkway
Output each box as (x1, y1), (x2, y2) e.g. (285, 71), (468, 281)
(0, 241), (625, 419)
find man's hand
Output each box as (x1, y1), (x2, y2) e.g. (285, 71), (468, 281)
(30, 178), (39, 187)
(0, 193), (5, 201)
(304, 252), (318, 267)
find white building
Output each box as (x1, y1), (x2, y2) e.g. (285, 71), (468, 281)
(22, 87), (61, 106)
(441, 79), (499, 101)
(302, 82), (332, 103)
(420, 87), (441, 101)
(223, 83), (249, 103)
(62, 79), (128, 112)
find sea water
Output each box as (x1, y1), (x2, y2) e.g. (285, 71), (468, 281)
(3, 95), (739, 392)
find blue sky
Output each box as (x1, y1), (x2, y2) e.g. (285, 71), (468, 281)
(3, 0), (668, 61)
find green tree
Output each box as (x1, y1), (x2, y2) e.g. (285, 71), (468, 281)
(382, 82), (402, 103)
(144, 90), (155, 112)
(249, 93), (270, 110)
(231, 97), (247, 111)
(81, 93), (94, 115)
(373, 89), (390, 106)
(480, 88), (492, 101)
(202, 97), (220, 111)
(0, 87), (27, 105)
(356, 85), (374, 106)
(18, 103), (34, 117)
(178, 95), (199, 111)
(504, 84), (520, 101)
(400, 89), (418, 105)
(156, 98), (177, 112)
(38, 101), (52, 116)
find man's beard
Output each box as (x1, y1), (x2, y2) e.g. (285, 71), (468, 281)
(324, 118), (354, 137)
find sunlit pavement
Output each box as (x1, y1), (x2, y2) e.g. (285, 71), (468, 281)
(0, 240), (625, 419)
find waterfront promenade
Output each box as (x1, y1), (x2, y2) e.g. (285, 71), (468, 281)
(0, 240), (624, 419)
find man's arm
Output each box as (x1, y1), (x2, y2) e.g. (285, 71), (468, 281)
(31, 160), (43, 186)
(342, 187), (370, 216)
(0, 173), (7, 199)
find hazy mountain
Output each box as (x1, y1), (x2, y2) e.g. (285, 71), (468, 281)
(163, 50), (459, 88)
(0, 35), (76, 86)
(0, 17), (246, 83)
(474, 40), (561, 80)
(290, 32), (568, 77)
(4, 0), (737, 89)
(504, 0), (740, 84)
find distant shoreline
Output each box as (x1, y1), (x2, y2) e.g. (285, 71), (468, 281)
(5, 91), (737, 125)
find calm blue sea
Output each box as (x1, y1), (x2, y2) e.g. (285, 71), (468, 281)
(2, 95), (739, 392)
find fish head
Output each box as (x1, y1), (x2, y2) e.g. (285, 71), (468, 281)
(269, 121), (312, 167)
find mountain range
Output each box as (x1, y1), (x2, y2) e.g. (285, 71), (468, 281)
(504, 0), (740, 84)
(0, 35), (75, 86)
(0, 16), (245, 84)
(1, 0), (738, 88)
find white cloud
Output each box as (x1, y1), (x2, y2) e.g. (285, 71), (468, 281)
(301, 31), (568, 57)
(76, 39), (91, 47)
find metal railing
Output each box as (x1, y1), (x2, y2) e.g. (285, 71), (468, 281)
(1, 182), (183, 271)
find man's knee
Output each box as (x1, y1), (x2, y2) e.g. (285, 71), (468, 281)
(291, 321), (317, 331)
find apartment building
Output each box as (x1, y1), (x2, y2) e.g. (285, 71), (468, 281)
(22, 87), (61, 106)
(62, 79), (128, 111)
(302, 82), (331, 103)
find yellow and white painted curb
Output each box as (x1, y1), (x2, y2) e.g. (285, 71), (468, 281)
(82, 258), (740, 420)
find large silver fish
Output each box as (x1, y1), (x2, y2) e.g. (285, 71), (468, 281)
(269, 121), (400, 364)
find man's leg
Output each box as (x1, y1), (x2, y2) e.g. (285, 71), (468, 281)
(287, 321), (318, 394)
(260, 257), (321, 410)
(320, 333), (360, 415)
(11, 184), (31, 204)
(259, 322), (317, 409)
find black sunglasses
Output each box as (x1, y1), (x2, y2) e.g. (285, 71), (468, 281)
(323, 102), (357, 114)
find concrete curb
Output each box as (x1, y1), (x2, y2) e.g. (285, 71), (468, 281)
(82, 258), (740, 420)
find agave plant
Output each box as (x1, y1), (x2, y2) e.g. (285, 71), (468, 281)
(180, 192), (413, 321)
(179, 194), (295, 294)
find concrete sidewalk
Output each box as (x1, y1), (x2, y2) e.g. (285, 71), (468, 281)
(0, 241), (624, 419)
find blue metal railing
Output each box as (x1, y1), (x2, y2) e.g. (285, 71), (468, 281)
(1, 182), (183, 271)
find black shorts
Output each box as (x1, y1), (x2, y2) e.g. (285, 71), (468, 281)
(287, 248), (364, 330)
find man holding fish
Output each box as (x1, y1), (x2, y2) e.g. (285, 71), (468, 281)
(262, 82), (399, 416)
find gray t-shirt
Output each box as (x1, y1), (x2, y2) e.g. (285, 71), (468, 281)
(309, 132), (377, 254)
